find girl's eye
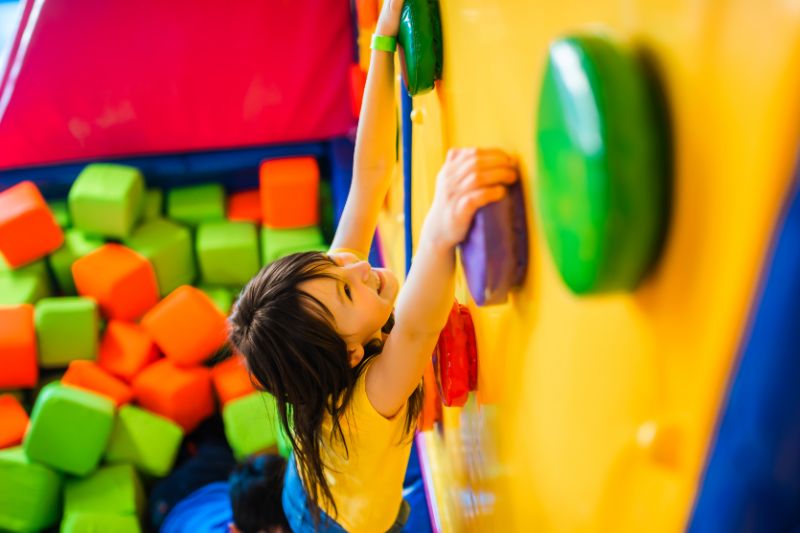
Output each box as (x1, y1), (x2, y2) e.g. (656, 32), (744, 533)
(344, 284), (352, 300)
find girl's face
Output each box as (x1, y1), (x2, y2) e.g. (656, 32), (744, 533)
(300, 252), (399, 363)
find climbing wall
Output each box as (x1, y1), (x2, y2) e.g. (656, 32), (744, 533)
(382, 1), (800, 531)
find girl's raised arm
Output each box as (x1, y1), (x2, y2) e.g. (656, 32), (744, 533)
(330, 0), (404, 258)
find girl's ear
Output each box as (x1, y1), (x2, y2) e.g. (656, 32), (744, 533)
(347, 342), (365, 367)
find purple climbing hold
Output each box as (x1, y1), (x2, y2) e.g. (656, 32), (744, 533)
(459, 181), (528, 306)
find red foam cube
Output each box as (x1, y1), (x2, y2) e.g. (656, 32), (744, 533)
(62, 360), (134, 407)
(72, 244), (159, 321)
(259, 157), (319, 229)
(0, 181), (64, 267)
(132, 359), (214, 432)
(0, 394), (29, 449)
(211, 354), (255, 406)
(141, 286), (228, 367)
(0, 304), (38, 388)
(98, 320), (159, 383)
(227, 189), (262, 224)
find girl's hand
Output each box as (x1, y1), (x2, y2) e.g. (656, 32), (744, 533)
(425, 148), (519, 251)
(376, 0), (404, 37)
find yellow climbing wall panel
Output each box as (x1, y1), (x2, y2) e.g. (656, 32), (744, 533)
(388, 1), (800, 531)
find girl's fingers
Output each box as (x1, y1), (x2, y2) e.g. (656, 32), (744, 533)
(457, 168), (517, 193)
(455, 185), (507, 221)
(451, 153), (517, 184)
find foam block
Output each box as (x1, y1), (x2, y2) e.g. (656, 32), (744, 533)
(64, 464), (144, 517)
(72, 244), (159, 321)
(0, 395), (29, 449)
(197, 221), (260, 286)
(105, 404), (183, 477)
(35, 297), (99, 369)
(124, 218), (196, 296)
(48, 229), (105, 295)
(199, 285), (235, 314)
(0, 181), (64, 268)
(48, 199), (71, 228)
(62, 360), (134, 407)
(98, 321), (159, 383)
(227, 189), (262, 223)
(68, 164), (145, 239)
(212, 354), (255, 406)
(0, 304), (38, 388)
(142, 188), (163, 220)
(132, 359), (214, 432)
(459, 181), (529, 306)
(166, 183), (226, 226)
(61, 513), (142, 533)
(260, 157), (320, 228)
(0, 258), (53, 305)
(261, 226), (325, 265)
(141, 286), (228, 367)
(23, 382), (115, 475)
(223, 391), (279, 460)
(0, 447), (62, 532)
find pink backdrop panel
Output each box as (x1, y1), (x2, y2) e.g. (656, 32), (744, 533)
(0, 0), (355, 170)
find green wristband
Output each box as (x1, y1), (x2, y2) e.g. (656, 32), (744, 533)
(371, 34), (397, 53)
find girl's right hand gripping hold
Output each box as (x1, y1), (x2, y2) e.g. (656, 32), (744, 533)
(365, 147), (518, 418)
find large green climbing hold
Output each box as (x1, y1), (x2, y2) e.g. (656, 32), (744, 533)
(535, 34), (669, 294)
(397, 0), (443, 96)
(0, 447), (62, 533)
(68, 164), (145, 239)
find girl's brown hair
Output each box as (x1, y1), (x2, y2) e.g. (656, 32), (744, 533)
(228, 252), (423, 524)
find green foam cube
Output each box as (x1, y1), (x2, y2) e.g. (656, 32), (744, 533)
(123, 218), (196, 296)
(166, 183), (225, 226)
(0, 447), (62, 533)
(198, 285), (235, 314)
(223, 391), (279, 460)
(64, 464), (144, 518)
(24, 382), (115, 476)
(35, 297), (99, 368)
(61, 512), (142, 533)
(0, 258), (52, 305)
(105, 405), (184, 477)
(261, 226), (325, 265)
(197, 221), (260, 286)
(68, 164), (145, 239)
(48, 229), (105, 295)
(319, 179), (335, 242)
(142, 188), (163, 220)
(48, 199), (71, 228)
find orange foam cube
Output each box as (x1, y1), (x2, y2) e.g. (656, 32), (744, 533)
(132, 359), (214, 432)
(141, 286), (228, 367)
(259, 157), (319, 228)
(350, 64), (367, 119)
(0, 181), (64, 267)
(72, 243), (159, 321)
(211, 354), (255, 406)
(98, 320), (159, 383)
(0, 304), (38, 388)
(62, 360), (134, 407)
(227, 189), (262, 224)
(0, 394), (29, 449)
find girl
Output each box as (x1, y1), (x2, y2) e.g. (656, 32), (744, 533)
(228, 1), (518, 531)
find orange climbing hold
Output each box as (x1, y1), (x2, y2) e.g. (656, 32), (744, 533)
(141, 286), (228, 368)
(62, 360), (134, 407)
(211, 354), (255, 406)
(72, 244), (159, 321)
(0, 181), (64, 268)
(0, 304), (38, 389)
(0, 394), (29, 449)
(259, 157), (319, 229)
(98, 320), (159, 383)
(132, 359), (214, 432)
(227, 189), (262, 224)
